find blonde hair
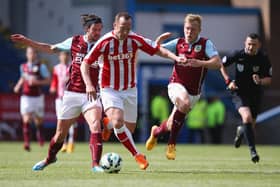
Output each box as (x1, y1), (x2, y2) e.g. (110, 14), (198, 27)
(184, 14), (202, 28)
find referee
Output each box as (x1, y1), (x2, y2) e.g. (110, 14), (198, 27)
(220, 33), (272, 163)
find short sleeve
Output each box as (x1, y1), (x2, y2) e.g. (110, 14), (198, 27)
(205, 40), (219, 58)
(53, 37), (73, 52)
(162, 38), (179, 53)
(40, 64), (50, 78)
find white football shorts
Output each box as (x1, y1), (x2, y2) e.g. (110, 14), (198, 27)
(168, 83), (200, 109)
(101, 87), (137, 123)
(58, 91), (102, 120)
(20, 95), (44, 117)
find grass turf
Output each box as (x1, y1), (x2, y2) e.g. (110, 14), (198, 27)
(0, 142), (279, 187)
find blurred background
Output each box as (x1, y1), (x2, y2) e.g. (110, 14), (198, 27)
(0, 0), (279, 144)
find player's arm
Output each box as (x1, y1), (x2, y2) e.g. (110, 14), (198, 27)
(252, 75), (271, 86)
(187, 40), (221, 69)
(220, 53), (238, 90)
(252, 55), (272, 86)
(220, 64), (231, 84)
(81, 41), (103, 101)
(13, 77), (24, 93)
(80, 62), (97, 101)
(155, 32), (172, 45)
(156, 46), (186, 63)
(187, 55), (221, 69)
(10, 34), (56, 54)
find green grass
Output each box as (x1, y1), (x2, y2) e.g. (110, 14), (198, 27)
(0, 142), (280, 187)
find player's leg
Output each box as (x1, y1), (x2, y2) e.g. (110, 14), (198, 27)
(32, 95), (45, 147)
(103, 88), (148, 170)
(83, 104), (103, 172)
(66, 123), (77, 153)
(32, 118), (75, 171)
(55, 98), (67, 152)
(20, 95), (33, 151)
(238, 106), (259, 163)
(166, 83), (192, 160)
(33, 116), (44, 147)
(21, 113), (32, 151)
(231, 93), (245, 148)
(101, 113), (113, 141)
(146, 111), (173, 151)
(234, 125), (244, 148)
(101, 114), (135, 141)
(33, 91), (82, 170)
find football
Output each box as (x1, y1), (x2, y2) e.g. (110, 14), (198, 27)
(100, 152), (122, 173)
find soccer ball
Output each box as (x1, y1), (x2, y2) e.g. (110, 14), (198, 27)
(100, 152), (122, 173)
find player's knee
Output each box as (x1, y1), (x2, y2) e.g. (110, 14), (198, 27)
(242, 113), (253, 123)
(176, 98), (191, 113)
(111, 118), (124, 129)
(89, 120), (101, 133)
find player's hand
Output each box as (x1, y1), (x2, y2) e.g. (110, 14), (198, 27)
(13, 85), (20, 93)
(227, 80), (238, 91)
(155, 32), (172, 45)
(176, 56), (187, 64)
(186, 58), (203, 67)
(10, 34), (28, 44)
(252, 74), (261, 85)
(86, 85), (97, 102)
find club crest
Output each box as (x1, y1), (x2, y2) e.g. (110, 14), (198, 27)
(237, 64), (244, 72)
(194, 45), (202, 52)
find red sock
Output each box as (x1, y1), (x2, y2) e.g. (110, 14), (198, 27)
(153, 120), (168, 138)
(89, 133), (103, 167)
(36, 125), (44, 146)
(114, 126), (138, 156)
(46, 138), (63, 163)
(22, 122), (30, 147)
(168, 110), (186, 145)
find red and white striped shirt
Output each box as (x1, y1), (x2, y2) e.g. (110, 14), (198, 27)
(50, 63), (69, 99)
(84, 31), (159, 91)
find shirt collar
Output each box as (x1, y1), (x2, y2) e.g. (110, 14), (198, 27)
(187, 35), (201, 45)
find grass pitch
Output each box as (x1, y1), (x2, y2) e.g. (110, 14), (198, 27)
(0, 142), (279, 187)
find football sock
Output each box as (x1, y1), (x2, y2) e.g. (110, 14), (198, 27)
(22, 122), (30, 147)
(47, 138), (63, 163)
(36, 125), (44, 146)
(243, 123), (256, 151)
(153, 120), (168, 138)
(89, 133), (103, 167)
(68, 124), (75, 144)
(168, 110), (186, 145)
(114, 125), (138, 156)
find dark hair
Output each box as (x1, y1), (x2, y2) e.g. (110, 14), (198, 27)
(81, 14), (102, 28)
(114, 12), (132, 23)
(247, 33), (260, 40)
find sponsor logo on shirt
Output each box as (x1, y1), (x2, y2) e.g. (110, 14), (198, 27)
(108, 52), (133, 61)
(75, 53), (86, 63)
